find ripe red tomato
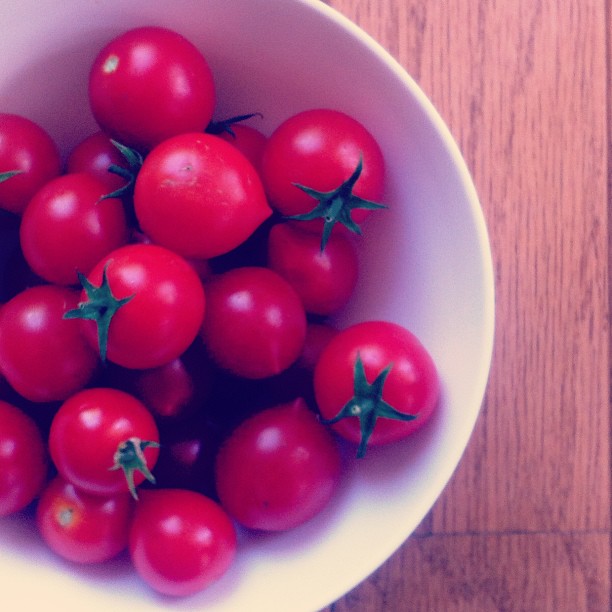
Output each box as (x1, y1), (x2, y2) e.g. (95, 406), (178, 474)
(0, 113), (61, 214)
(48, 387), (160, 498)
(200, 266), (306, 379)
(0, 285), (99, 402)
(129, 488), (236, 596)
(215, 398), (342, 531)
(215, 123), (267, 174)
(261, 109), (386, 245)
(134, 132), (272, 259)
(19, 173), (128, 285)
(314, 321), (440, 457)
(36, 475), (134, 564)
(67, 244), (206, 369)
(0, 400), (47, 516)
(267, 221), (359, 315)
(66, 131), (131, 192)
(89, 26), (215, 152)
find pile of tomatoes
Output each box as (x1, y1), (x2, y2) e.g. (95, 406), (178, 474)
(0, 26), (440, 597)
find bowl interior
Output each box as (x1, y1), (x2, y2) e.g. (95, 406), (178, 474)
(0, 1), (494, 610)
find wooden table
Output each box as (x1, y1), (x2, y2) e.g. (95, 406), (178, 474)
(321, 2), (610, 611)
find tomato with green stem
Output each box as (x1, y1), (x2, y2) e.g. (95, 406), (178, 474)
(48, 387), (160, 499)
(314, 321), (440, 458)
(65, 243), (205, 369)
(261, 108), (386, 249)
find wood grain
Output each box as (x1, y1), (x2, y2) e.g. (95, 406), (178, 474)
(320, 1), (610, 610)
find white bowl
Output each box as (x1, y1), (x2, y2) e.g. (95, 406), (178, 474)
(0, 1), (495, 610)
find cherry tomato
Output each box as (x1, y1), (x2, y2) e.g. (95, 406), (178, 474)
(0, 400), (47, 516)
(134, 132), (272, 259)
(0, 113), (61, 214)
(20, 173), (128, 285)
(36, 475), (134, 564)
(66, 131), (131, 192)
(215, 398), (342, 531)
(67, 244), (206, 369)
(129, 488), (236, 596)
(261, 109), (385, 246)
(0, 285), (99, 402)
(314, 321), (440, 457)
(89, 26), (215, 152)
(106, 341), (213, 421)
(48, 387), (160, 498)
(216, 124), (267, 174)
(200, 266), (306, 379)
(267, 221), (359, 315)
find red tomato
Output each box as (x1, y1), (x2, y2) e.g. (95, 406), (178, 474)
(89, 26), (215, 152)
(36, 475), (134, 564)
(108, 341), (213, 421)
(129, 488), (236, 596)
(0, 285), (98, 402)
(215, 398), (341, 531)
(20, 173), (128, 285)
(267, 221), (359, 315)
(314, 321), (440, 457)
(48, 387), (160, 498)
(261, 109), (385, 245)
(216, 124), (267, 174)
(0, 400), (47, 516)
(200, 266), (306, 379)
(0, 113), (61, 214)
(134, 133), (272, 259)
(66, 131), (131, 192)
(67, 244), (205, 369)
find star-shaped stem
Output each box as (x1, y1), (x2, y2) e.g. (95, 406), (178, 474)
(63, 264), (134, 363)
(321, 353), (417, 458)
(287, 156), (387, 251)
(109, 437), (160, 500)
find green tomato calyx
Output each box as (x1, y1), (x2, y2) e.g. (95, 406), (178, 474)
(63, 263), (134, 364)
(287, 156), (386, 251)
(0, 169), (23, 183)
(110, 437), (159, 500)
(320, 353), (416, 458)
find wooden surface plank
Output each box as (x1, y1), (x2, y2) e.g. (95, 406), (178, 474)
(321, 1), (610, 610)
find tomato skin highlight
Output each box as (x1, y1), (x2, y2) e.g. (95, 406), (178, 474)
(0, 400), (47, 516)
(36, 476), (134, 564)
(314, 321), (440, 452)
(48, 387), (160, 497)
(0, 285), (99, 402)
(200, 266), (307, 379)
(129, 488), (236, 597)
(89, 26), (215, 152)
(215, 398), (341, 531)
(19, 172), (129, 286)
(134, 132), (272, 260)
(0, 113), (61, 215)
